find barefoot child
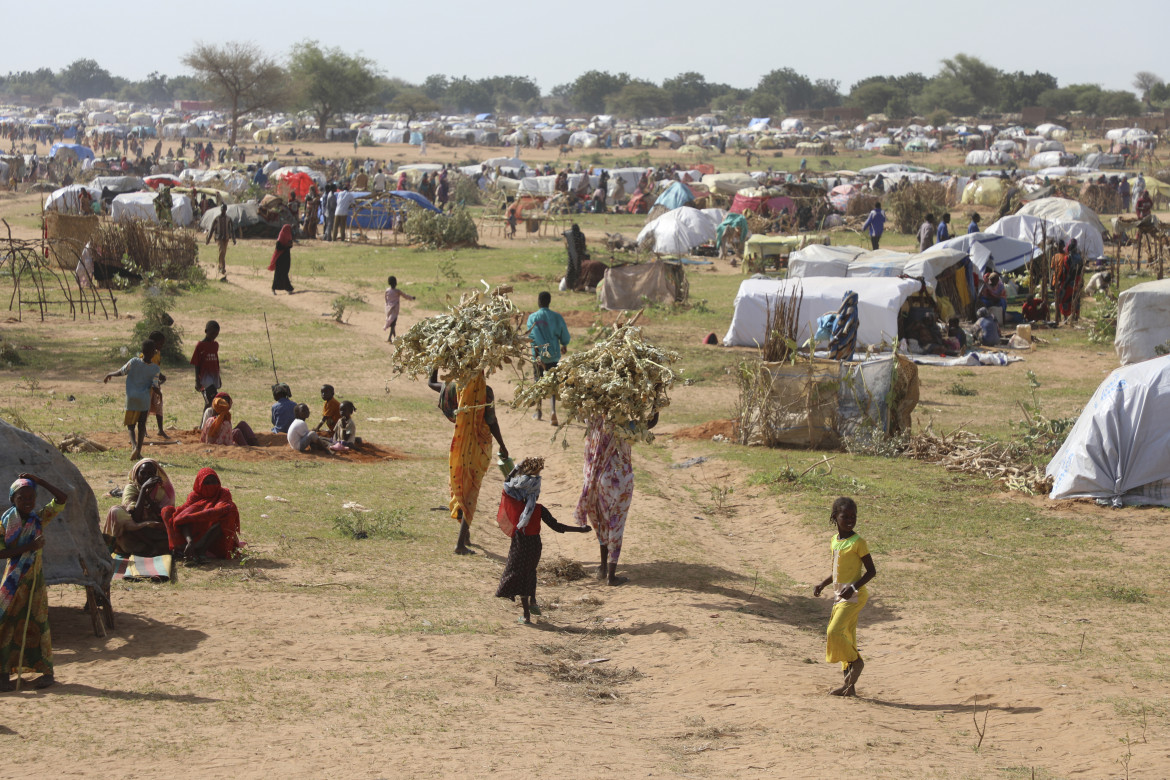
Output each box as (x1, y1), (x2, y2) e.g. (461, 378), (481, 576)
(495, 457), (591, 623)
(1, 473), (69, 690)
(383, 276), (415, 343)
(330, 401), (357, 450)
(104, 340), (162, 460)
(270, 383), (296, 433)
(146, 330), (168, 439)
(189, 320), (222, 420)
(813, 496), (877, 697)
(314, 385), (341, 436)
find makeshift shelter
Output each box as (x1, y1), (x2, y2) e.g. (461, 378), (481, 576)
(198, 201), (282, 238)
(1114, 279), (1170, 365)
(787, 244), (867, 277)
(828, 184), (862, 211)
(636, 208), (725, 255)
(143, 174), (183, 190)
(986, 213), (1105, 260)
(270, 166), (325, 189)
(701, 173), (757, 196)
(90, 175), (144, 194)
(49, 143), (95, 163)
(597, 261), (685, 310)
(1016, 197), (1106, 235)
(716, 213), (750, 254)
(723, 277), (921, 349)
(111, 192), (195, 227)
(731, 188), (794, 216)
(960, 177), (1008, 206)
(1047, 355), (1170, 506)
(44, 184), (101, 214)
(965, 150), (1011, 166)
(927, 231), (1037, 274)
(654, 181), (695, 210)
(0, 420), (114, 632)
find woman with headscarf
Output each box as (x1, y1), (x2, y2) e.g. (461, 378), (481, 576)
(303, 186), (320, 239)
(102, 459), (174, 557)
(1, 473), (68, 690)
(428, 369), (509, 555)
(269, 224), (294, 294)
(1050, 240), (1076, 321)
(435, 170), (450, 211)
(563, 224), (589, 290)
(200, 392), (256, 446)
(162, 468), (242, 562)
(575, 411), (657, 586)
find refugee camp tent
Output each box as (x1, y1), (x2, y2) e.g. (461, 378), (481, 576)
(723, 276), (920, 348)
(0, 421), (114, 604)
(828, 184), (862, 211)
(1046, 355), (1170, 506)
(111, 192), (195, 226)
(568, 131), (599, 147)
(730, 189), (794, 216)
(960, 177), (1008, 206)
(270, 166), (325, 189)
(1029, 151), (1074, 169)
(636, 208), (726, 255)
(1016, 197), (1107, 235)
(143, 175), (184, 190)
(198, 201), (278, 238)
(701, 173), (756, 196)
(654, 181), (695, 210)
(965, 150), (1011, 166)
(44, 184), (101, 213)
(597, 261), (682, 310)
(1114, 279), (1170, 365)
(49, 142), (95, 163)
(985, 214), (1105, 260)
(90, 175), (144, 194)
(787, 244), (867, 278)
(927, 231), (1037, 274)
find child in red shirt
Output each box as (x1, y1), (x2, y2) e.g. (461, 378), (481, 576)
(189, 320), (221, 420)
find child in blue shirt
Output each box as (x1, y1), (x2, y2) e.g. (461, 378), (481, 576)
(104, 340), (162, 460)
(270, 383), (297, 433)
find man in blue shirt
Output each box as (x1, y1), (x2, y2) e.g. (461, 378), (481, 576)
(861, 202), (885, 250)
(936, 212), (952, 243)
(526, 291), (571, 426)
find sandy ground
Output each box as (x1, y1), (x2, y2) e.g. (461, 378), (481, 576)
(0, 255), (1163, 780)
(4, 141), (1170, 778)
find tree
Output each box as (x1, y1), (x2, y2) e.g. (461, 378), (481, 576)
(998, 70), (1058, 111)
(1133, 71), (1163, 105)
(182, 42), (287, 146)
(848, 81), (901, 115)
(444, 77), (493, 113)
(607, 82), (672, 118)
(388, 89), (438, 125)
(288, 41), (379, 140)
(58, 59), (115, 100)
(663, 72), (714, 114)
(423, 74), (450, 100)
(569, 71), (629, 114)
(938, 54), (1001, 110)
(755, 67), (814, 112)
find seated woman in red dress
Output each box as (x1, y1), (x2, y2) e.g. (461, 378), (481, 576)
(162, 468), (242, 562)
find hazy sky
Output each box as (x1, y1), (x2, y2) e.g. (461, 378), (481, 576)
(2, 0), (1163, 95)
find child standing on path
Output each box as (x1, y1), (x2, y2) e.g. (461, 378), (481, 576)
(145, 330), (168, 439)
(104, 340), (162, 460)
(383, 276), (415, 343)
(189, 321), (221, 419)
(813, 496), (877, 697)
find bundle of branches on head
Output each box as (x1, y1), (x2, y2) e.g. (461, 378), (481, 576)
(391, 284), (528, 386)
(513, 320), (678, 444)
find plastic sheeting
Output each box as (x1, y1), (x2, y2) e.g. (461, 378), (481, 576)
(701, 173), (756, 196)
(723, 276), (920, 349)
(44, 184), (101, 213)
(1017, 197), (1106, 235)
(654, 181), (695, 210)
(960, 177), (1007, 206)
(1114, 279), (1170, 365)
(789, 246), (966, 293)
(110, 192), (195, 226)
(927, 232), (1038, 274)
(985, 214), (1104, 260)
(597, 261), (677, 310)
(637, 208), (725, 255)
(965, 150), (1012, 166)
(1046, 355), (1170, 506)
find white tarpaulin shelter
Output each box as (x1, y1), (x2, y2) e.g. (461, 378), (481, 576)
(1114, 279), (1170, 365)
(44, 184), (101, 213)
(723, 276), (921, 348)
(985, 214), (1104, 260)
(789, 246), (966, 293)
(1017, 197), (1106, 234)
(701, 173), (756, 196)
(1047, 355), (1170, 506)
(927, 231), (1038, 274)
(965, 150), (1012, 166)
(637, 208), (726, 255)
(111, 192), (195, 226)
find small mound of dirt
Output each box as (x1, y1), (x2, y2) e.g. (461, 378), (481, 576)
(82, 429), (407, 463)
(671, 420), (735, 441)
(510, 272), (545, 282)
(538, 555), (588, 584)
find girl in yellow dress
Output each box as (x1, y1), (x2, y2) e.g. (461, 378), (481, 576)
(814, 496), (877, 697)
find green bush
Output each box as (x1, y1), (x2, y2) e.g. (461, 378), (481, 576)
(331, 509), (409, 540)
(1086, 291), (1117, 345)
(403, 205), (479, 249)
(128, 288), (185, 365)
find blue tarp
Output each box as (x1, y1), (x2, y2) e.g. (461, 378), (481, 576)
(409, 132), (423, 145)
(654, 181), (695, 211)
(329, 190), (441, 229)
(475, 113), (494, 122)
(50, 143), (94, 161)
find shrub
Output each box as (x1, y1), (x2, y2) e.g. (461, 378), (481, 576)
(403, 204), (479, 248)
(127, 287), (185, 365)
(886, 181), (948, 234)
(1086, 291), (1118, 345)
(332, 509), (409, 540)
